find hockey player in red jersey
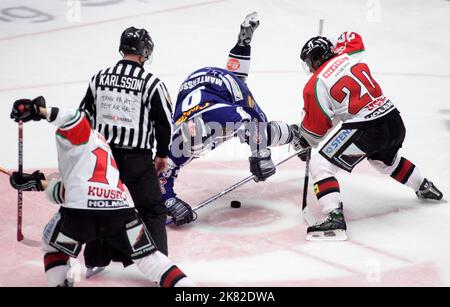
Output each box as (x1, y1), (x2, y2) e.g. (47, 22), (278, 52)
(291, 32), (444, 241)
(9, 97), (195, 287)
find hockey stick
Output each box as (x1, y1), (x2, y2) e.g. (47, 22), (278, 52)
(301, 148), (316, 226)
(301, 148), (311, 212)
(299, 18), (325, 227)
(319, 18), (324, 36)
(166, 148), (308, 225)
(0, 167), (42, 247)
(17, 121), (24, 242)
(0, 127), (40, 247)
(16, 122), (40, 247)
(0, 166), (11, 176)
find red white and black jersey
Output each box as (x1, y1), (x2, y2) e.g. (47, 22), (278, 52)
(45, 108), (133, 211)
(301, 32), (396, 146)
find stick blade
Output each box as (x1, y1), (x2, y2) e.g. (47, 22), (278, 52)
(21, 238), (41, 247)
(0, 166), (11, 176)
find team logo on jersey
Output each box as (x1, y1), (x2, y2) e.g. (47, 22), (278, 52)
(227, 58), (241, 71)
(322, 57), (349, 79)
(175, 102), (210, 125)
(364, 99), (394, 119)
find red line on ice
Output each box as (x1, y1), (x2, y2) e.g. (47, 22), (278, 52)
(0, 0), (229, 41)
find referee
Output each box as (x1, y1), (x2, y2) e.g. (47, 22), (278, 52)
(80, 26), (173, 260)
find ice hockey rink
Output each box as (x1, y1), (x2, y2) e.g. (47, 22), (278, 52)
(0, 0), (449, 286)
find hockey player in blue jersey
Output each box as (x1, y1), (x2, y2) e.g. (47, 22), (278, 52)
(161, 12), (294, 226)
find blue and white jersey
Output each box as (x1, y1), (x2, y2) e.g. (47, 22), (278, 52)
(173, 67), (267, 127)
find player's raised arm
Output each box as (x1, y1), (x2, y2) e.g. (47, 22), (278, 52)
(9, 96), (89, 193)
(10, 96), (91, 143)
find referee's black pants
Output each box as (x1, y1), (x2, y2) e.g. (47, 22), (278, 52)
(83, 148), (168, 268)
(112, 148), (168, 256)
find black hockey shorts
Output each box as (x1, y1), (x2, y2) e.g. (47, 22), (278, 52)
(43, 207), (157, 261)
(319, 110), (406, 172)
(111, 148), (168, 255)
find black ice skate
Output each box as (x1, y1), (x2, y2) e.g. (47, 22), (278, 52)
(237, 12), (260, 47)
(416, 178), (443, 201)
(306, 204), (347, 241)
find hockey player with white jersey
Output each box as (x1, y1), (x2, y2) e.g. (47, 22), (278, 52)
(159, 12), (295, 226)
(9, 97), (194, 287)
(291, 32), (444, 241)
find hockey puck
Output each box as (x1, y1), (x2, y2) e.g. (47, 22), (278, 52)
(230, 200), (241, 208)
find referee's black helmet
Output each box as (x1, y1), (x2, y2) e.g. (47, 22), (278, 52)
(119, 27), (154, 60)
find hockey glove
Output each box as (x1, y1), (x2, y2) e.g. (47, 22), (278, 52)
(290, 124), (310, 161)
(165, 197), (196, 226)
(10, 170), (46, 191)
(249, 148), (276, 182)
(10, 96), (46, 123)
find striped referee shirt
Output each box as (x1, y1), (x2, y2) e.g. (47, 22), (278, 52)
(79, 59), (173, 157)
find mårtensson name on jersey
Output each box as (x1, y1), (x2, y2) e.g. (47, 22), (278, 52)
(180, 75), (223, 91)
(99, 74), (144, 91)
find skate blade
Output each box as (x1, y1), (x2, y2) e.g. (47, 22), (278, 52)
(86, 266), (106, 279)
(306, 229), (348, 241)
